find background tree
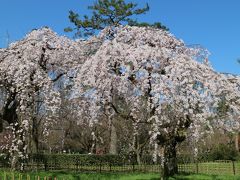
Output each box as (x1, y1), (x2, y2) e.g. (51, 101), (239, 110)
(64, 0), (168, 37)
(0, 27), (86, 168)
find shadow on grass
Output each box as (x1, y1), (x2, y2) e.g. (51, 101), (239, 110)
(169, 172), (240, 180)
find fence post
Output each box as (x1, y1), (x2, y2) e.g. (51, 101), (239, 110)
(196, 161), (199, 174)
(44, 161), (48, 171)
(232, 161), (236, 175)
(99, 161), (102, 173)
(76, 160), (79, 171)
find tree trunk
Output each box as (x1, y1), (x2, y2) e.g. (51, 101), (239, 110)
(109, 123), (117, 154)
(162, 141), (178, 178)
(28, 117), (39, 154)
(11, 156), (18, 171)
(134, 134), (142, 165)
(29, 135), (39, 154)
(0, 118), (3, 132)
(235, 133), (239, 152)
(136, 150), (141, 165)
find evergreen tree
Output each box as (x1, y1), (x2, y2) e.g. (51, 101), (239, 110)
(65, 0), (168, 37)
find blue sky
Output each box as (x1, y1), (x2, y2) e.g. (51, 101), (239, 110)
(0, 0), (239, 74)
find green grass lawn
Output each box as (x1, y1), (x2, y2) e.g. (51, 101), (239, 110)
(2, 161), (240, 179)
(0, 171), (161, 180)
(3, 171), (240, 180)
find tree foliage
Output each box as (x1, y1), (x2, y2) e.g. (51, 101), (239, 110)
(0, 28), (86, 168)
(73, 26), (240, 176)
(0, 26), (239, 177)
(64, 0), (168, 37)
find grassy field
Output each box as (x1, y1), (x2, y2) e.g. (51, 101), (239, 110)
(0, 171), (161, 180)
(2, 161), (240, 179)
(3, 171), (240, 179)
(18, 160), (240, 175)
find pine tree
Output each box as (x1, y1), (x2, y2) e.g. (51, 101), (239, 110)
(65, 0), (168, 37)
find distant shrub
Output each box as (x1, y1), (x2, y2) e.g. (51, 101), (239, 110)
(0, 153), (10, 168)
(28, 153), (136, 167)
(209, 144), (239, 161)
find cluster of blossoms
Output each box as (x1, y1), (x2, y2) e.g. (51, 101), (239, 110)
(0, 26), (239, 171)
(74, 26), (240, 169)
(75, 26), (240, 136)
(0, 28), (88, 168)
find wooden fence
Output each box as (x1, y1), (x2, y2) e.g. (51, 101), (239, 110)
(178, 160), (239, 175)
(1, 154), (240, 176)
